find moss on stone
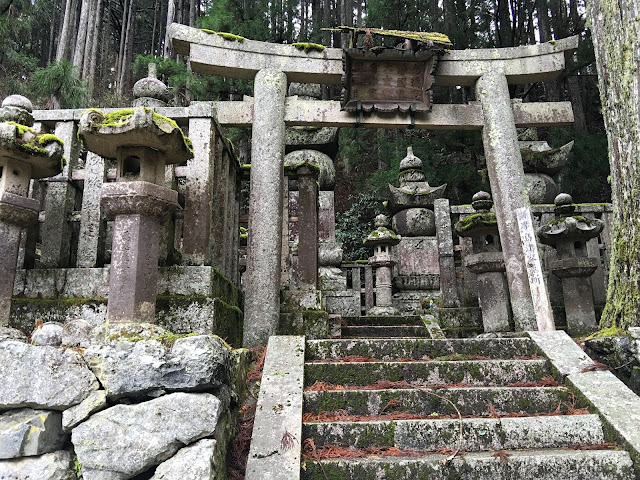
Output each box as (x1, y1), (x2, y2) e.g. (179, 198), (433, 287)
(217, 32), (245, 41)
(582, 326), (628, 341)
(292, 42), (326, 52)
(7, 121), (36, 135)
(455, 212), (497, 232)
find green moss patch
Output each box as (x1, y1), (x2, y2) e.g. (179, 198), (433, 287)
(200, 29), (245, 41)
(456, 212), (497, 232)
(292, 42), (326, 53)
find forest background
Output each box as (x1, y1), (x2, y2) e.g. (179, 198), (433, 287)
(0, 0), (609, 259)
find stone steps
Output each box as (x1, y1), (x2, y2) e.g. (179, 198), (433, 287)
(246, 323), (640, 480)
(301, 449), (635, 480)
(304, 358), (551, 388)
(306, 337), (542, 361)
(339, 315), (431, 338)
(304, 386), (574, 416)
(298, 331), (637, 480)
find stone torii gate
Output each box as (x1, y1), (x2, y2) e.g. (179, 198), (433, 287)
(169, 24), (577, 346)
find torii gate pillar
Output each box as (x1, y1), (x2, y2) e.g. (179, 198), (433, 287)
(476, 72), (537, 330)
(243, 69), (288, 347)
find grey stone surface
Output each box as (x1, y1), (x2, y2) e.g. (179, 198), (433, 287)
(39, 120), (78, 268)
(0, 327), (26, 342)
(246, 336), (304, 480)
(525, 172), (558, 204)
(528, 329), (594, 376)
(82, 335), (230, 399)
(62, 319), (93, 347)
(395, 236), (439, 276)
(318, 266), (347, 291)
(476, 71), (537, 330)
(30, 322), (64, 346)
(76, 152), (106, 268)
(567, 370), (640, 469)
(0, 221), (26, 326)
(72, 392), (224, 479)
(0, 341), (98, 409)
(434, 198), (460, 308)
(0, 408), (66, 459)
(392, 208), (436, 236)
(243, 69), (287, 347)
(0, 450), (75, 480)
(323, 291), (360, 317)
(62, 390), (108, 432)
(151, 438), (217, 480)
(172, 22), (578, 86)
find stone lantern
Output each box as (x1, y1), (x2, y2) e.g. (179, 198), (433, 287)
(537, 193), (604, 336)
(0, 95), (64, 325)
(364, 214), (400, 316)
(78, 107), (193, 324)
(454, 191), (510, 333)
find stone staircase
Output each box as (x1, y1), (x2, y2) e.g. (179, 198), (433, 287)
(246, 317), (640, 480)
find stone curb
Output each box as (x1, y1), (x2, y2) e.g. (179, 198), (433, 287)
(246, 335), (305, 480)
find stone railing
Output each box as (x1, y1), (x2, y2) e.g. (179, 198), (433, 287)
(10, 104), (244, 345)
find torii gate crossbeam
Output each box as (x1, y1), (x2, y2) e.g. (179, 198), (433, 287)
(169, 23), (577, 346)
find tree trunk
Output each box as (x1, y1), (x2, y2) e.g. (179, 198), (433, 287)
(164, 0), (176, 57)
(72, 0), (91, 74)
(590, 0), (640, 328)
(56, 0), (78, 60)
(87, 0), (103, 89)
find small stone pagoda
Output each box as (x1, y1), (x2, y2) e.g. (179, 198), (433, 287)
(387, 146), (446, 310)
(364, 214), (400, 316)
(0, 95), (64, 325)
(78, 105), (193, 324)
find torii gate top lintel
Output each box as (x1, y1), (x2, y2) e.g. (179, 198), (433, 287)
(168, 23), (578, 87)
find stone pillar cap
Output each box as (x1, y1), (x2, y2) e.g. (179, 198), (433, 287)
(471, 191), (493, 212)
(0, 95), (34, 126)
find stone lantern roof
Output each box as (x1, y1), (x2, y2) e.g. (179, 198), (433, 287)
(387, 147), (446, 214)
(78, 107), (193, 163)
(455, 191), (499, 238)
(0, 95), (64, 177)
(364, 214), (401, 247)
(537, 193), (604, 245)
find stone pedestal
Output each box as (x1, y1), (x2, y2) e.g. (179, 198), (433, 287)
(476, 72), (537, 330)
(102, 182), (178, 323)
(551, 257), (599, 336)
(244, 69), (287, 347)
(465, 252), (510, 332)
(0, 193), (39, 325)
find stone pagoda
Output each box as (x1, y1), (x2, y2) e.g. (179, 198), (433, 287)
(78, 106), (193, 324)
(0, 95), (64, 325)
(387, 146), (446, 311)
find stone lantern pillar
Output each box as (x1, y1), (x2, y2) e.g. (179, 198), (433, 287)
(78, 107), (193, 324)
(0, 95), (64, 325)
(537, 193), (604, 336)
(454, 192), (511, 333)
(364, 215), (401, 316)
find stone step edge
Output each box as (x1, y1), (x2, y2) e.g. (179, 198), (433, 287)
(301, 448), (634, 476)
(529, 330), (640, 476)
(302, 414), (605, 451)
